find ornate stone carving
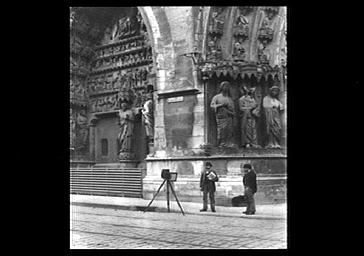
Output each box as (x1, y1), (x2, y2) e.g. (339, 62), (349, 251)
(208, 8), (225, 35)
(258, 16), (274, 46)
(114, 17), (130, 39)
(206, 7), (227, 61)
(238, 6), (255, 16)
(232, 38), (246, 61)
(206, 36), (222, 61)
(233, 12), (249, 40)
(210, 81), (236, 147)
(263, 85), (284, 148)
(257, 41), (271, 64)
(257, 10), (277, 65)
(263, 6), (280, 20)
(239, 87), (260, 148)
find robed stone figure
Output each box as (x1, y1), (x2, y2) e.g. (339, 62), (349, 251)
(210, 81), (235, 147)
(239, 87), (260, 148)
(141, 93), (154, 143)
(117, 101), (135, 159)
(263, 85), (284, 149)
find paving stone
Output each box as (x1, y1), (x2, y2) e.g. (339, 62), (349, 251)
(70, 205), (286, 249)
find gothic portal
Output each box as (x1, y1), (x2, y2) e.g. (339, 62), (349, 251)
(70, 7), (155, 166)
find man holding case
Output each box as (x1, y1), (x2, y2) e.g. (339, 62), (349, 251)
(200, 162), (219, 212)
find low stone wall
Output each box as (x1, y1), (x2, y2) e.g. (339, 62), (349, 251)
(70, 161), (95, 168)
(143, 155), (286, 205)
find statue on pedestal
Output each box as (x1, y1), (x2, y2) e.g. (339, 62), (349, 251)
(142, 88), (154, 144)
(207, 36), (220, 61)
(239, 87), (260, 148)
(76, 109), (88, 151)
(234, 13), (249, 38)
(114, 17), (130, 39)
(209, 10), (224, 33)
(117, 100), (135, 160)
(263, 85), (284, 149)
(210, 81), (236, 147)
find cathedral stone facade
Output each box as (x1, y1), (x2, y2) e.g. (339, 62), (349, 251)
(70, 7), (287, 205)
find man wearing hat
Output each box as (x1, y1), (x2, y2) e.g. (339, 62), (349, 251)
(200, 162), (219, 212)
(242, 163), (257, 215)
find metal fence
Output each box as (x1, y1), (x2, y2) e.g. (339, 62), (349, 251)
(70, 167), (144, 198)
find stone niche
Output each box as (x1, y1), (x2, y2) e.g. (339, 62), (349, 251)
(144, 155), (286, 205)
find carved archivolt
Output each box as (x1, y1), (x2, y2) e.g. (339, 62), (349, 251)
(201, 6), (286, 75)
(87, 9), (155, 114)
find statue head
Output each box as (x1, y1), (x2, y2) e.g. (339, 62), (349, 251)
(120, 102), (128, 111)
(240, 85), (248, 95)
(220, 81), (231, 96)
(269, 85), (280, 97)
(118, 97), (129, 110)
(248, 87), (256, 95)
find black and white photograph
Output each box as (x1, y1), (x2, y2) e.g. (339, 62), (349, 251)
(70, 6), (287, 249)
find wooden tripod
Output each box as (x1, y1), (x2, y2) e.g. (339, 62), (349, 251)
(143, 179), (185, 215)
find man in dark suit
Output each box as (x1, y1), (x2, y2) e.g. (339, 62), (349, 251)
(200, 162), (219, 212)
(242, 163), (257, 215)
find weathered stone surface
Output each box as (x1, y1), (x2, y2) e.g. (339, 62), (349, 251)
(70, 7), (287, 205)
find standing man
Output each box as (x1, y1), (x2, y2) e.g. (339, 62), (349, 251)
(200, 162), (219, 212)
(242, 163), (257, 215)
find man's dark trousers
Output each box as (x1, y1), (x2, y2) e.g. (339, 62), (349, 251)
(243, 170), (257, 214)
(245, 187), (256, 213)
(202, 188), (215, 211)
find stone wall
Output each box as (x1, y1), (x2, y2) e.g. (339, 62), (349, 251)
(139, 6), (287, 205)
(70, 7), (287, 205)
(143, 155), (286, 205)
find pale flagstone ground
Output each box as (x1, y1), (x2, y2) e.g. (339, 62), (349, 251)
(70, 204), (287, 249)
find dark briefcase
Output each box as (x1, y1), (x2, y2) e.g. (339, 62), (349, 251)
(231, 195), (247, 207)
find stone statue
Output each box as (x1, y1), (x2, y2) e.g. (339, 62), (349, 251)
(263, 85), (284, 148)
(233, 38), (246, 61)
(239, 87), (260, 148)
(207, 36), (219, 60)
(236, 13), (249, 26)
(209, 10), (224, 33)
(210, 81), (235, 147)
(70, 115), (76, 150)
(258, 41), (270, 64)
(234, 13), (249, 39)
(125, 17), (131, 34)
(114, 17), (128, 39)
(142, 91), (154, 143)
(117, 101), (135, 159)
(76, 109), (88, 151)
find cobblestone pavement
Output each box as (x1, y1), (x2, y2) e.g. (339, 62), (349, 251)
(70, 205), (287, 249)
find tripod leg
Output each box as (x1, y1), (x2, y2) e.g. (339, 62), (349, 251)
(166, 180), (170, 212)
(169, 181), (185, 215)
(143, 179), (166, 213)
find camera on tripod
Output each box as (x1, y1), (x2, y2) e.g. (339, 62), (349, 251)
(161, 169), (178, 182)
(144, 169), (184, 215)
